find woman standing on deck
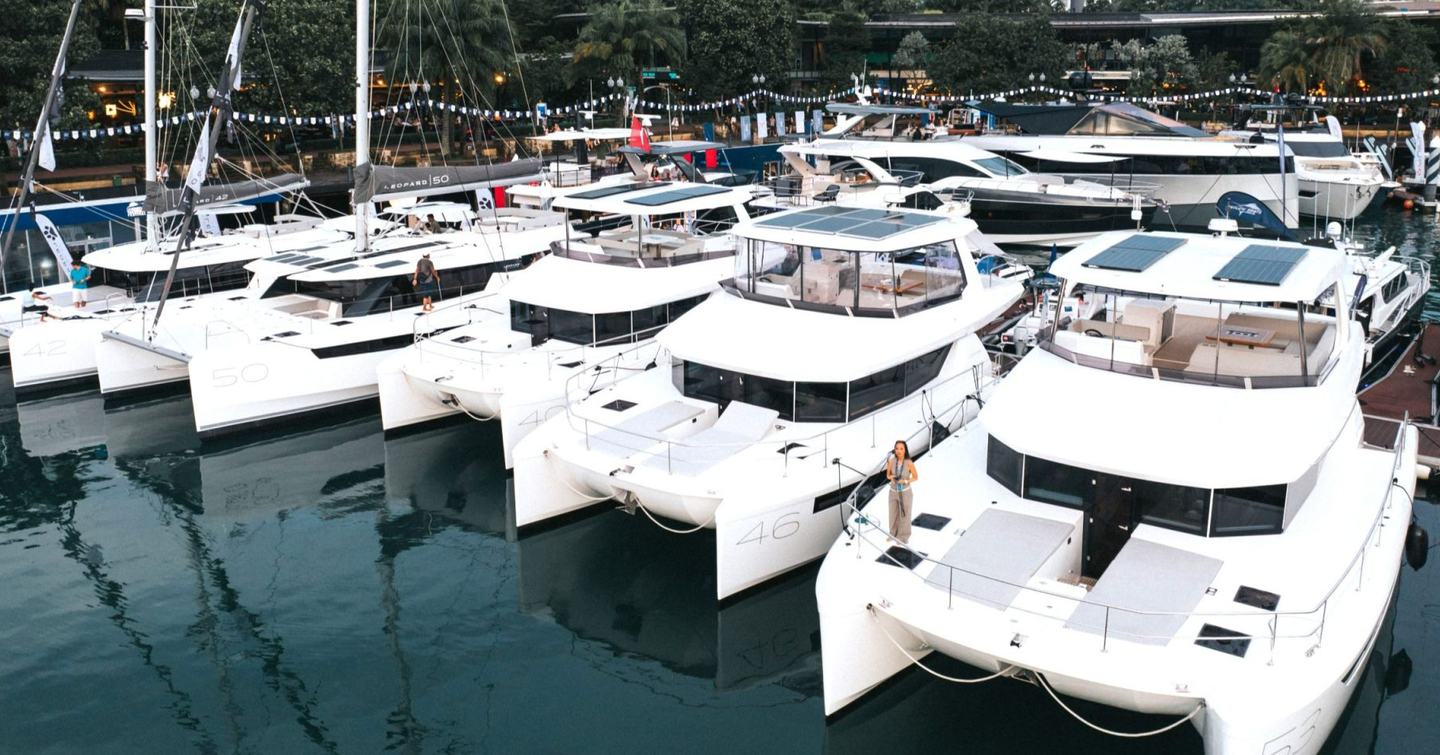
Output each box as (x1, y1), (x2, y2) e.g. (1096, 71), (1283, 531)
(887, 440), (918, 544)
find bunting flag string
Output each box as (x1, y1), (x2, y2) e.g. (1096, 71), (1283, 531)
(11, 82), (1440, 144)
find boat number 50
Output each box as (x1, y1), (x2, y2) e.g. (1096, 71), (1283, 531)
(211, 364), (269, 388)
(735, 512), (801, 546)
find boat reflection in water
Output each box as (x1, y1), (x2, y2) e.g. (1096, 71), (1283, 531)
(517, 502), (822, 692)
(383, 420), (511, 535)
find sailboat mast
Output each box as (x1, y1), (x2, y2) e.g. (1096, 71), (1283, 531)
(0, 0), (85, 283)
(355, 0), (371, 252)
(144, 0), (159, 251)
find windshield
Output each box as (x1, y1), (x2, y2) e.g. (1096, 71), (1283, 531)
(975, 156), (1028, 177)
(1284, 140), (1350, 159)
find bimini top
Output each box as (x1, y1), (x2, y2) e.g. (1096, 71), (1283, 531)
(1050, 231), (1347, 302)
(552, 181), (752, 215)
(734, 205), (976, 252)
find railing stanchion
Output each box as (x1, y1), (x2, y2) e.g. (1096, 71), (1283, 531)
(1102, 607), (1109, 653)
(948, 567), (954, 610)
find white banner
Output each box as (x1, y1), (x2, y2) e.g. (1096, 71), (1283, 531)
(225, 22), (245, 89)
(794, 111), (805, 134)
(184, 121), (211, 195)
(33, 212), (73, 270)
(1410, 122), (1426, 181)
(37, 123), (56, 172)
(757, 112), (769, 141)
(198, 211), (221, 237)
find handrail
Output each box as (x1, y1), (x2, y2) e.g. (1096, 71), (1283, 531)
(840, 411), (1411, 652)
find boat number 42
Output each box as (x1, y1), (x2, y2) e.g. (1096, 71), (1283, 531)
(211, 364), (269, 387)
(735, 512), (801, 546)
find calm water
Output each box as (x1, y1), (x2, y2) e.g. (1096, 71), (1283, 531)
(2, 205), (1440, 754)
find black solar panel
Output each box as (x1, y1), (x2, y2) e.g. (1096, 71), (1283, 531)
(326, 263), (360, 272)
(376, 259), (410, 268)
(570, 182), (652, 200)
(753, 206), (942, 239)
(625, 185), (731, 206)
(1084, 234), (1186, 272)
(1214, 244), (1308, 286)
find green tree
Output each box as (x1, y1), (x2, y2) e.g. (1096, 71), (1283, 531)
(1114, 34), (1198, 94)
(571, 0), (686, 86)
(891, 31), (931, 92)
(1367, 18), (1439, 93)
(1195, 48), (1238, 90)
(820, 10), (870, 89)
(928, 14), (1068, 95)
(677, 0), (795, 100)
(0, 0), (101, 133)
(1302, 0), (1386, 94)
(1259, 29), (1313, 93)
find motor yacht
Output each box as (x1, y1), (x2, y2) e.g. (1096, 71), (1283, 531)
(377, 180), (753, 468)
(1221, 124), (1384, 220)
(3, 207), (351, 392)
(777, 124), (1155, 248)
(955, 102), (1299, 231)
(817, 229), (1419, 754)
(512, 204), (1025, 601)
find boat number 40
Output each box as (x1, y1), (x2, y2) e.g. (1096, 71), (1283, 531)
(735, 512), (801, 546)
(211, 364), (269, 387)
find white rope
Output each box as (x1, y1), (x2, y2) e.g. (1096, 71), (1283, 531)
(1035, 672), (1204, 738)
(868, 607), (1015, 684)
(448, 396), (498, 423)
(636, 502), (715, 535)
(546, 462), (614, 504)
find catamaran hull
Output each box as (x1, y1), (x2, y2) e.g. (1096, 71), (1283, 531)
(188, 343), (392, 436)
(7, 318), (110, 392)
(95, 335), (190, 394)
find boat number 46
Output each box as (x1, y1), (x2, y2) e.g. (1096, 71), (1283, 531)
(735, 512), (801, 546)
(211, 364), (269, 387)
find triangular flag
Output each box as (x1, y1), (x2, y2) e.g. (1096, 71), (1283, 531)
(628, 115), (650, 152)
(37, 123), (55, 172)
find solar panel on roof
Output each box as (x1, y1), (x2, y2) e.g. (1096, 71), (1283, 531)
(847, 221), (913, 239)
(1083, 234), (1186, 272)
(376, 259), (410, 268)
(570, 182), (654, 200)
(326, 263), (360, 272)
(625, 184), (731, 206)
(1214, 244), (1308, 286)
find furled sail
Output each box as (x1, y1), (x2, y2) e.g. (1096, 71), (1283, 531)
(353, 159), (543, 204)
(144, 172), (308, 216)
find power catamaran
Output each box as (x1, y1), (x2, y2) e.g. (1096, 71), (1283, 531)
(952, 102), (1300, 232)
(781, 115), (1156, 248)
(512, 204), (1025, 601)
(376, 180), (754, 468)
(817, 229), (1419, 753)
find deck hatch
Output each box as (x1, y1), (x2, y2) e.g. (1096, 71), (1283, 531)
(877, 546), (925, 570)
(1213, 244), (1308, 285)
(625, 185), (730, 206)
(1083, 234), (1186, 272)
(1195, 623), (1251, 658)
(570, 182), (650, 200)
(913, 513), (951, 530)
(601, 399), (637, 412)
(1233, 585), (1279, 611)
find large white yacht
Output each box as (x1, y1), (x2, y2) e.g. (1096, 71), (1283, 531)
(1220, 127), (1384, 220)
(817, 230), (1418, 753)
(512, 204), (1025, 601)
(377, 180), (753, 468)
(93, 202), (563, 435)
(955, 102), (1300, 231)
(780, 119), (1156, 248)
(3, 206), (351, 392)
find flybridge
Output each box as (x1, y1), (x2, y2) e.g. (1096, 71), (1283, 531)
(1077, 233), (1314, 287)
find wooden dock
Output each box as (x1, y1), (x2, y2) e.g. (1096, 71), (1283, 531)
(1358, 322), (1440, 464)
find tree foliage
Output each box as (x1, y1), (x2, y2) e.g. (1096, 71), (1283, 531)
(891, 31), (931, 72)
(1367, 18), (1439, 94)
(571, 0), (686, 85)
(677, 0), (795, 99)
(928, 14), (1068, 94)
(0, 0), (100, 131)
(820, 10), (870, 89)
(1257, 0), (1399, 95)
(1111, 34), (1198, 94)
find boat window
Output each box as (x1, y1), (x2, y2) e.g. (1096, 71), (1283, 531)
(889, 157), (987, 181)
(1211, 485), (1286, 536)
(1134, 479), (1210, 535)
(1022, 456), (1093, 510)
(795, 381), (847, 422)
(668, 293), (707, 321)
(594, 311), (633, 346)
(1381, 274), (1407, 304)
(905, 345), (950, 392)
(511, 301), (550, 345)
(130, 260), (254, 303)
(548, 308), (594, 345)
(974, 156), (1027, 177)
(631, 303), (667, 337)
(848, 365), (905, 419)
(743, 375), (795, 421)
(733, 238), (966, 315)
(986, 435), (1023, 496)
(1283, 141), (1349, 159)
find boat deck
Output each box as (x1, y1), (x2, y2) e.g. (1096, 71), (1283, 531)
(1359, 321), (1440, 463)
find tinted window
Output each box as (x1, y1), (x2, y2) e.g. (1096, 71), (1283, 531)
(594, 312), (632, 346)
(1022, 456), (1093, 509)
(549, 308), (593, 344)
(1285, 140), (1348, 158)
(511, 301), (550, 344)
(986, 435), (1022, 496)
(904, 345), (951, 393)
(1211, 485), (1286, 536)
(743, 374), (795, 421)
(668, 294), (707, 321)
(1134, 479), (1210, 535)
(795, 382), (846, 422)
(632, 303), (667, 336)
(849, 365), (905, 419)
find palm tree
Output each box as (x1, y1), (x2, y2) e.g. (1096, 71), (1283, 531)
(571, 0), (686, 85)
(1302, 0), (1387, 94)
(1259, 29), (1313, 94)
